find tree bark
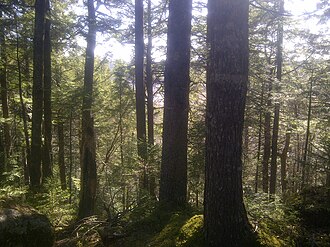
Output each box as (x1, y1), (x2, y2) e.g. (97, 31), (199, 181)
(16, 19), (31, 185)
(302, 77), (313, 190)
(135, 0), (148, 191)
(78, 0), (97, 219)
(30, 0), (46, 187)
(280, 131), (290, 194)
(269, 103), (280, 196)
(58, 122), (66, 190)
(42, 0), (53, 180)
(0, 11), (10, 169)
(204, 0), (256, 245)
(159, 0), (192, 209)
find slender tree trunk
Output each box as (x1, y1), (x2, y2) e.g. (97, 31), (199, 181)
(204, 0), (256, 245)
(159, 0), (192, 209)
(135, 0), (148, 191)
(262, 95), (271, 193)
(302, 77), (313, 190)
(0, 11), (10, 168)
(255, 82), (264, 193)
(269, 103), (280, 196)
(78, 0), (97, 219)
(280, 131), (290, 194)
(69, 110), (73, 203)
(42, 0), (53, 180)
(16, 20), (31, 184)
(58, 122), (66, 190)
(30, 0), (46, 187)
(146, 0), (156, 198)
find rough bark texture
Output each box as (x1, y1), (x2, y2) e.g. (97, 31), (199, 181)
(204, 0), (255, 246)
(269, 103), (280, 196)
(58, 123), (67, 190)
(159, 0), (192, 209)
(42, 0), (53, 180)
(78, 0), (97, 219)
(30, 0), (46, 187)
(0, 11), (10, 168)
(135, 0), (148, 191)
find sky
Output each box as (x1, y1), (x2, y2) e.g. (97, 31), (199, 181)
(93, 0), (325, 62)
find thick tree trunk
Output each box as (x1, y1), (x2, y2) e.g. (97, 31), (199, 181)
(135, 0), (148, 191)
(42, 0), (53, 180)
(0, 11), (10, 168)
(78, 0), (97, 219)
(204, 0), (255, 246)
(159, 0), (192, 209)
(269, 103), (280, 196)
(30, 0), (46, 187)
(58, 123), (66, 190)
(280, 131), (290, 194)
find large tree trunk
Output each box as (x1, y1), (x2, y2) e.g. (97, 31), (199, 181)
(159, 0), (192, 209)
(42, 0), (53, 180)
(0, 11), (10, 169)
(269, 103), (280, 196)
(204, 0), (255, 246)
(135, 0), (148, 191)
(30, 0), (46, 187)
(78, 0), (97, 219)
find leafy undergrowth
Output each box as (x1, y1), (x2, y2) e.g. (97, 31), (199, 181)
(108, 208), (204, 247)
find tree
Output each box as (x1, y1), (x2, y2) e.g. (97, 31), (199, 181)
(135, 0), (148, 190)
(42, 0), (53, 179)
(30, 0), (46, 187)
(204, 0), (256, 245)
(159, 0), (192, 209)
(78, 0), (97, 219)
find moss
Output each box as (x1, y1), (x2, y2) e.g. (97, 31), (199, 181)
(176, 215), (204, 247)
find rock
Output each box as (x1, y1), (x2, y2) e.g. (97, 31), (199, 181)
(0, 206), (54, 247)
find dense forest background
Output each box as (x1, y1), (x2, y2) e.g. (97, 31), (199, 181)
(0, 0), (329, 246)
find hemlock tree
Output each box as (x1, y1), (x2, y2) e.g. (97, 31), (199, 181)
(30, 0), (46, 187)
(204, 0), (256, 246)
(159, 0), (192, 209)
(78, 0), (97, 219)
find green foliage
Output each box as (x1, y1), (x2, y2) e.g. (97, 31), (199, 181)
(26, 177), (77, 230)
(246, 193), (300, 247)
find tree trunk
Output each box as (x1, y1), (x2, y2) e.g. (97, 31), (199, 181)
(262, 98), (271, 193)
(78, 0), (97, 219)
(255, 82), (264, 193)
(146, 0), (156, 198)
(0, 11), (10, 169)
(16, 20), (31, 185)
(135, 0), (148, 191)
(280, 131), (290, 194)
(269, 103), (280, 196)
(302, 77), (313, 190)
(159, 0), (192, 209)
(30, 0), (46, 187)
(204, 0), (256, 245)
(58, 122), (66, 190)
(42, 0), (53, 180)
